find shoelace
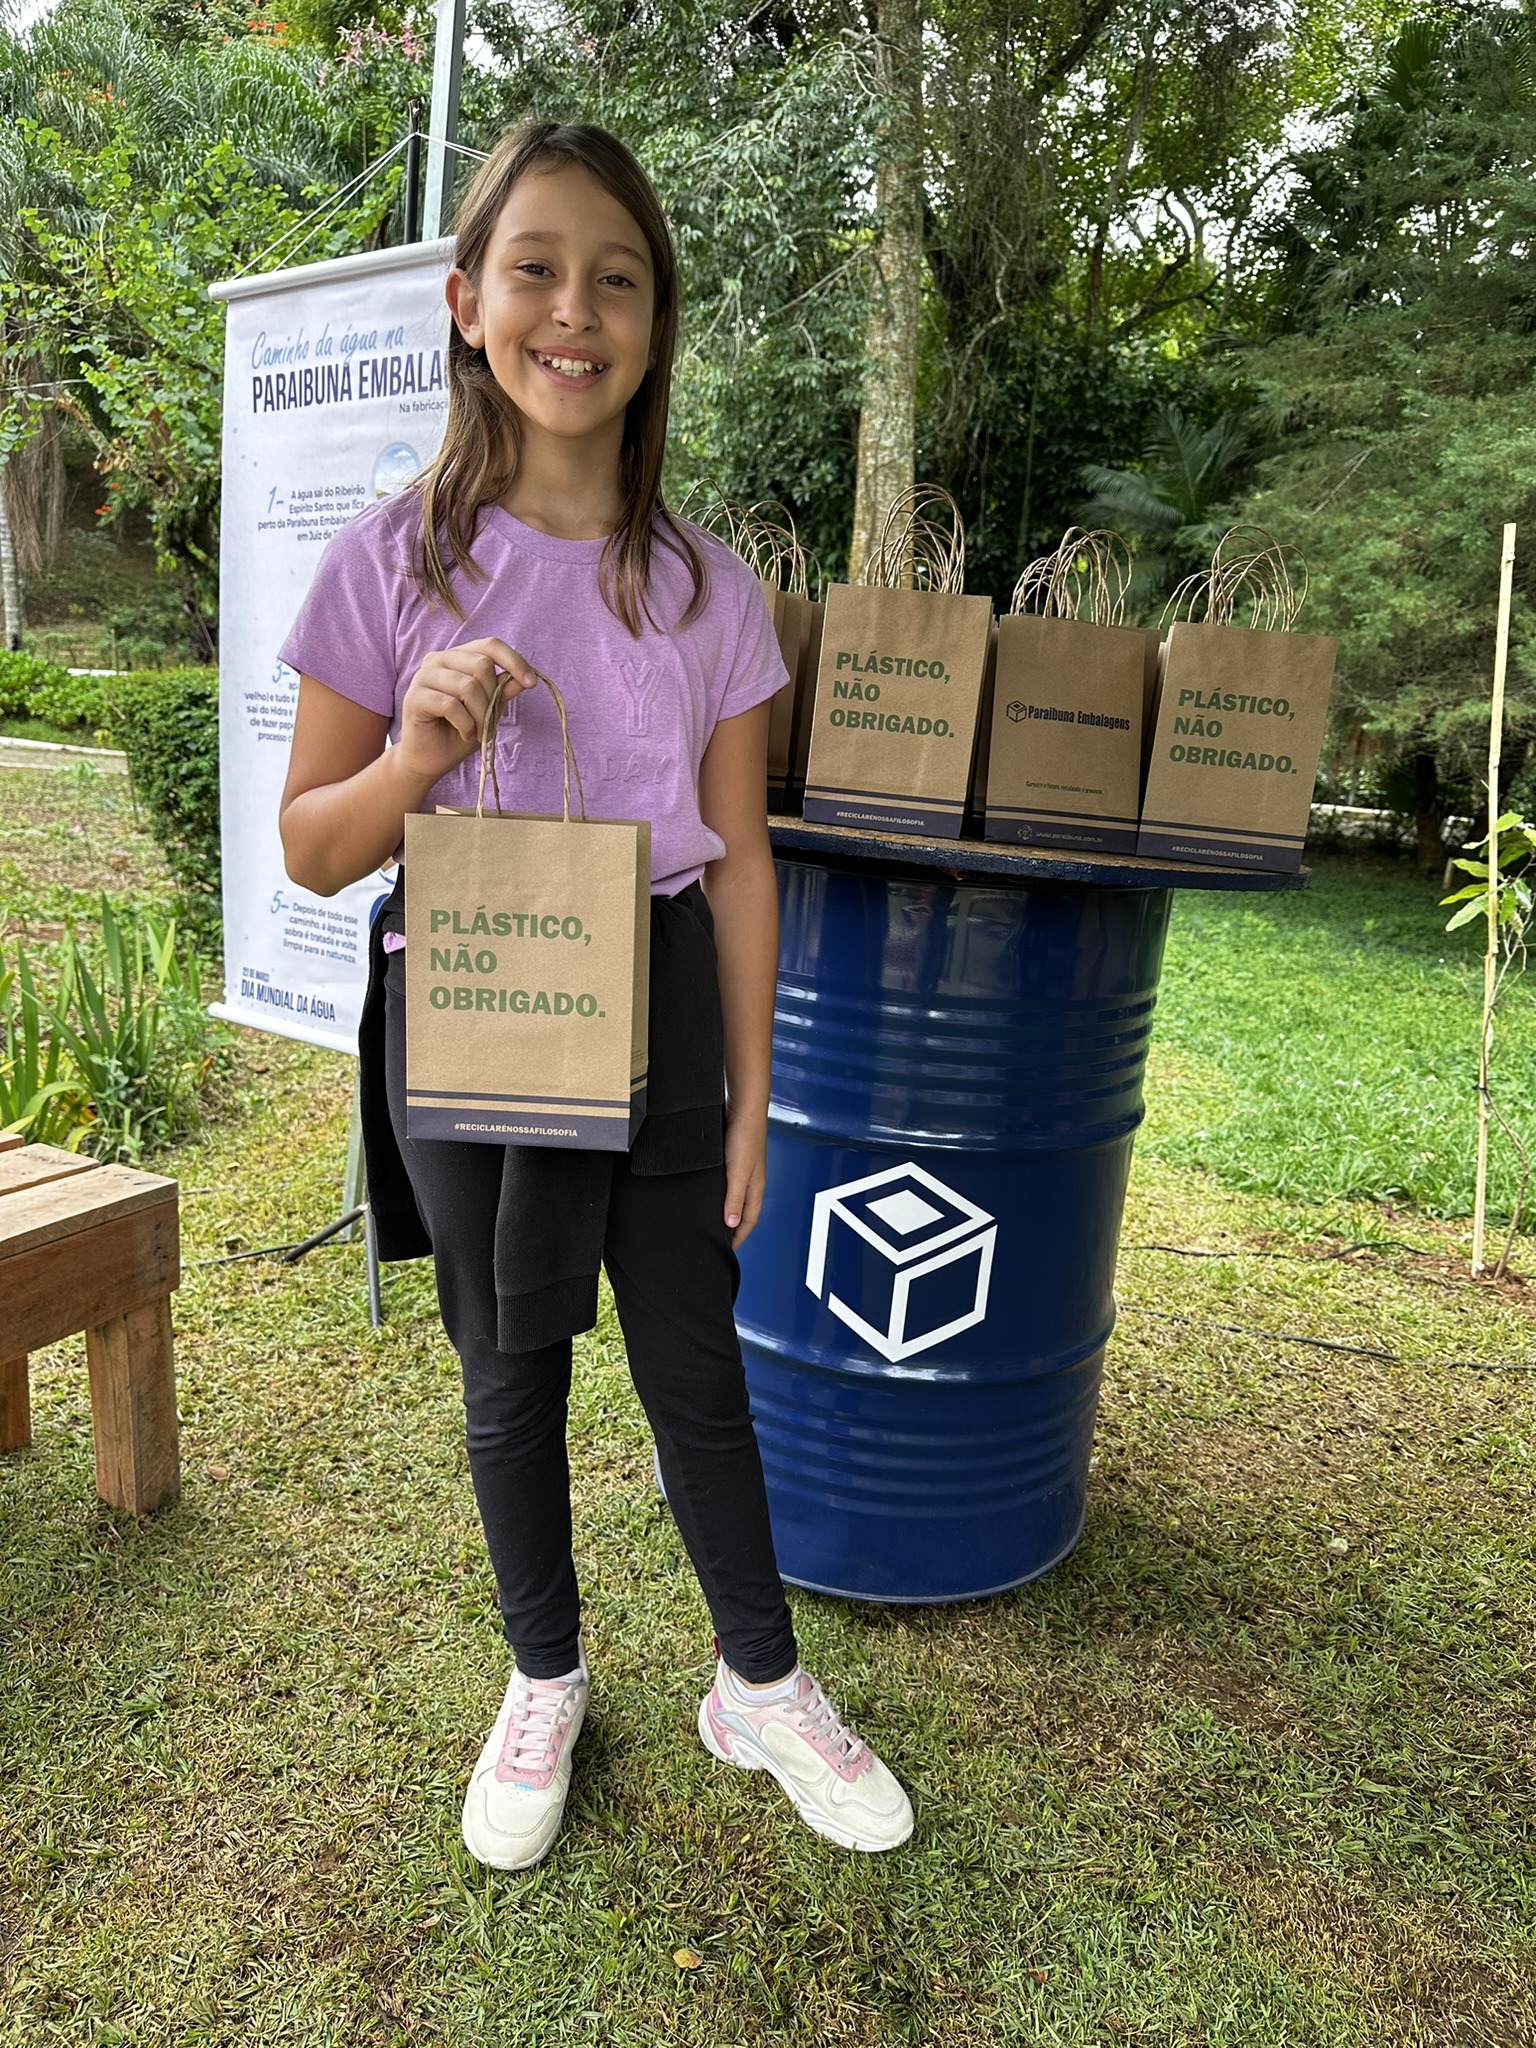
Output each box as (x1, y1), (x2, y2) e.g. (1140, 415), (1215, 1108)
(498, 1676), (578, 1776)
(791, 1679), (870, 1773)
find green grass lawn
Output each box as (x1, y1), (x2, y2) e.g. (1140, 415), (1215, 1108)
(1147, 853), (1536, 1222)
(0, 764), (167, 940)
(2, 775), (1534, 2046)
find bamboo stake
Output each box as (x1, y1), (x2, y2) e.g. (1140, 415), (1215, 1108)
(1472, 521), (1517, 1276)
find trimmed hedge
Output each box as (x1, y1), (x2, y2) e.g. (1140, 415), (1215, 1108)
(105, 667), (221, 912)
(0, 650), (109, 731)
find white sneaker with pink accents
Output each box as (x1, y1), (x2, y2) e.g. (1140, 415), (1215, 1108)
(698, 1661), (914, 1852)
(461, 1653), (589, 1870)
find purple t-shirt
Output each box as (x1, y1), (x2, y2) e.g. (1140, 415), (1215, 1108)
(279, 493), (787, 895)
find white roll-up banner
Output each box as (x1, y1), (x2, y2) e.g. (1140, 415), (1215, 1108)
(209, 240), (452, 1052)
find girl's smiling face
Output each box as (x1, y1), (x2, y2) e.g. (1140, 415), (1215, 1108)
(446, 163), (657, 444)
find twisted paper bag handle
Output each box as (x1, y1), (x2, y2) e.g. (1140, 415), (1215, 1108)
(474, 664), (587, 825)
(684, 486), (813, 597)
(1010, 527), (1134, 625)
(862, 484), (967, 595)
(1160, 525), (1309, 634)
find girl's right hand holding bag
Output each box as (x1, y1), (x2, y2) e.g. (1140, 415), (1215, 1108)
(396, 636), (543, 785)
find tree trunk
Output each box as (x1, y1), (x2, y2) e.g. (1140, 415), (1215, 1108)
(1413, 748), (1446, 872)
(0, 469), (23, 652)
(847, 0), (924, 584)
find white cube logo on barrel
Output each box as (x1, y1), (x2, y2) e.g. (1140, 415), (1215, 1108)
(805, 1162), (997, 1362)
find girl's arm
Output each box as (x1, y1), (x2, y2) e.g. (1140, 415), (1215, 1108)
(279, 637), (540, 896)
(698, 698), (778, 1248)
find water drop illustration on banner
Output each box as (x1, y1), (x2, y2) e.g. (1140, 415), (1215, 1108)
(372, 442), (420, 499)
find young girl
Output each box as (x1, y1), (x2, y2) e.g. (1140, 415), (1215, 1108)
(277, 121), (912, 1867)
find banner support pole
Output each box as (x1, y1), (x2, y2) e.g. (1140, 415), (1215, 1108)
(423, 0), (467, 241)
(300, 1076), (383, 1325)
(404, 99), (423, 245)
(342, 1076), (366, 1239)
(363, 1203), (383, 1327)
(345, 1074), (383, 1324)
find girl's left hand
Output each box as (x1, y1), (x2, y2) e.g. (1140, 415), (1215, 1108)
(724, 1103), (768, 1249)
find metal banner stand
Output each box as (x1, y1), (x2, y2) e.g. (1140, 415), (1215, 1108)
(341, 1078), (384, 1327)
(277, 1074), (383, 1326)
(211, 12), (471, 1330)
(283, 0), (468, 1327)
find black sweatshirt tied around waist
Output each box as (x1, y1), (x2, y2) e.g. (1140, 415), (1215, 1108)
(360, 866), (727, 1353)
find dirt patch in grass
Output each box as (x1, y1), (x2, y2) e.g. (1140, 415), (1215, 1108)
(1397, 1256), (1536, 1307)
(1239, 1226), (1536, 1311)
(1223, 1860), (1536, 2047)
(1114, 1637), (1308, 1742)
(1172, 1411), (1431, 1505)
(1163, 1365), (1530, 1528)
(1008, 1634), (1312, 1790)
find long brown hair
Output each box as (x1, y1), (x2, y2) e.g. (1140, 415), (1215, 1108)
(414, 121), (706, 634)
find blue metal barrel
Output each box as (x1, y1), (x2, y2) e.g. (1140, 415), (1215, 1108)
(734, 852), (1172, 1603)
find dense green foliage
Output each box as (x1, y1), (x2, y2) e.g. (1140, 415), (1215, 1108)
(0, 897), (224, 1161)
(6, 0), (1532, 833)
(465, 1), (1395, 589)
(0, 651), (113, 735)
(105, 666), (222, 912)
(1232, 8), (1536, 842)
(1078, 403), (1263, 605)
(0, 650), (72, 716)
(4, 1), (1414, 610)
(0, 2), (413, 647)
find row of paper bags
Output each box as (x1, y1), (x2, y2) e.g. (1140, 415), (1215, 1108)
(751, 497), (1337, 877)
(395, 503), (1338, 1157)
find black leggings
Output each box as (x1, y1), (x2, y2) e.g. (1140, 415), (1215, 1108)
(384, 977), (797, 1683)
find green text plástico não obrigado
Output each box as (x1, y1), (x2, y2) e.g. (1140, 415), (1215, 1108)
(828, 649), (956, 738)
(1167, 687), (1299, 773)
(425, 905), (603, 1017)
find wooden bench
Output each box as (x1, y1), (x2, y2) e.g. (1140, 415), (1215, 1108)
(0, 1138), (181, 1514)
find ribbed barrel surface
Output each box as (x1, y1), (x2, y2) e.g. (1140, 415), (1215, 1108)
(735, 857), (1171, 1601)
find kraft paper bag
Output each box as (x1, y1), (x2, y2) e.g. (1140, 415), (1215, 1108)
(1137, 531), (1336, 873)
(984, 615), (1158, 853)
(403, 673), (650, 1149)
(1137, 622), (1336, 870)
(967, 616), (999, 824)
(685, 494), (821, 809)
(700, 505), (811, 807)
(787, 597), (823, 804)
(764, 580), (810, 809)
(802, 488), (992, 839)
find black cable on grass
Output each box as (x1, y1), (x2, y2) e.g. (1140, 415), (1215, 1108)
(1126, 1237), (1531, 1291)
(1125, 1240), (1434, 1263)
(193, 1241), (321, 1268)
(191, 1208), (363, 1269)
(1119, 1304), (1533, 1373)
(277, 1208), (365, 1263)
